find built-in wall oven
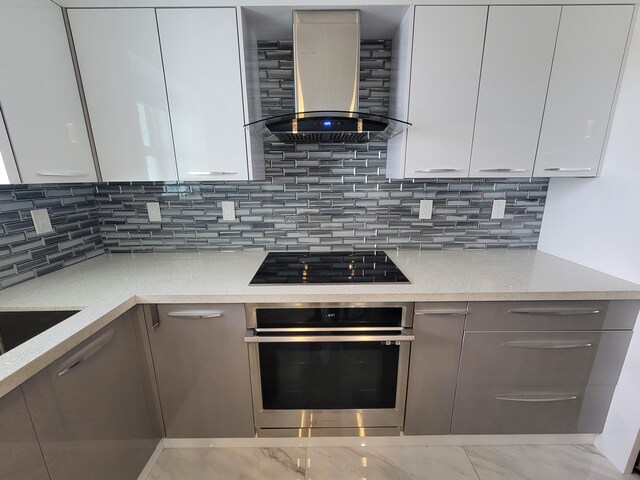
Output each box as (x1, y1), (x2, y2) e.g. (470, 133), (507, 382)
(244, 302), (414, 437)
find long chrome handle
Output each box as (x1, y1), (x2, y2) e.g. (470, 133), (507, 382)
(509, 308), (600, 316)
(166, 311), (223, 319)
(503, 341), (593, 349)
(57, 329), (115, 377)
(544, 167), (593, 172)
(255, 327), (404, 333)
(495, 394), (578, 403)
(414, 168), (464, 173)
(244, 329), (415, 343)
(188, 171), (238, 176)
(36, 171), (88, 177)
(415, 310), (467, 317)
(476, 168), (527, 173)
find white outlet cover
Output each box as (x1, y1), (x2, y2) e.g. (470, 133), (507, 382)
(491, 199), (507, 220)
(221, 201), (236, 221)
(419, 199), (433, 220)
(31, 209), (53, 235)
(146, 202), (162, 223)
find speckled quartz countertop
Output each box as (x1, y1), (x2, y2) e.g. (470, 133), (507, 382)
(0, 249), (639, 398)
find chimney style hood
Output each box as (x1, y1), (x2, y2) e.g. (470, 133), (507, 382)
(244, 10), (411, 143)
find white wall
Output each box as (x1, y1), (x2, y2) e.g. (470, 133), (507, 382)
(538, 11), (640, 474)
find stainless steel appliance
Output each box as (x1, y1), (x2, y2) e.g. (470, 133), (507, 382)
(244, 302), (414, 437)
(244, 10), (411, 143)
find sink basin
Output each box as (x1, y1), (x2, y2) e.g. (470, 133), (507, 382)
(0, 311), (79, 355)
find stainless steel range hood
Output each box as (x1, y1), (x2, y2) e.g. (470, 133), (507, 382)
(245, 10), (411, 143)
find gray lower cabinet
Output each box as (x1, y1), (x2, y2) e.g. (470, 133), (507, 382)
(451, 384), (617, 434)
(147, 304), (254, 438)
(450, 300), (640, 435)
(21, 308), (161, 480)
(0, 388), (50, 480)
(404, 302), (466, 435)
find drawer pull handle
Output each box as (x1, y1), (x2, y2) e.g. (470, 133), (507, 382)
(496, 394), (578, 403)
(57, 329), (115, 377)
(166, 311), (223, 319)
(503, 341), (593, 349)
(36, 171), (88, 177)
(188, 171), (238, 176)
(509, 308), (600, 316)
(476, 168), (528, 173)
(413, 168), (464, 173)
(415, 310), (467, 316)
(543, 167), (593, 172)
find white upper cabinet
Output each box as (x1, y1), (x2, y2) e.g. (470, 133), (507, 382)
(534, 5), (634, 177)
(0, 110), (20, 184)
(156, 8), (249, 182)
(470, 6), (560, 178)
(69, 9), (178, 182)
(403, 6), (487, 179)
(0, 3), (96, 184)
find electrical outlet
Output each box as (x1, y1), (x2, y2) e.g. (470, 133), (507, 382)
(147, 202), (162, 223)
(419, 200), (433, 220)
(31, 209), (53, 235)
(221, 201), (236, 221)
(491, 199), (506, 220)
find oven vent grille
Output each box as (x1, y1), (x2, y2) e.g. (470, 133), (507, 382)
(275, 132), (371, 143)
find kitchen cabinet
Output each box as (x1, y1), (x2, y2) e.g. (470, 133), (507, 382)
(147, 304), (254, 438)
(400, 6), (486, 179)
(0, 388), (50, 480)
(21, 308), (161, 480)
(0, 3), (96, 184)
(450, 300), (639, 434)
(69, 8), (178, 182)
(0, 111), (20, 184)
(157, 8), (251, 182)
(534, 5), (634, 177)
(469, 6), (559, 178)
(404, 302), (466, 435)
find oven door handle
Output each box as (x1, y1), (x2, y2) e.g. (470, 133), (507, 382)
(244, 329), (415, 343)
(255, 327), (406, 333)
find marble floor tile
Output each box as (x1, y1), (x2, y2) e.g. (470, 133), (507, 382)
(464, 445), (636, 480)
(145, 447), (307, 480)
(305, 446), (480, 480)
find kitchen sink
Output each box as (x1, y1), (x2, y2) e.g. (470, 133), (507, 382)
(0, 311), (79, 355)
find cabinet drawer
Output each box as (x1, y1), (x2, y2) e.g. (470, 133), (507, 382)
(451, 384), (615, 434)
(458, 331), (631, 387)
(467, 301), (614, 331)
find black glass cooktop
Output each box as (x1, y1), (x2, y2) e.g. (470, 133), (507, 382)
(250, 251), (410, 285)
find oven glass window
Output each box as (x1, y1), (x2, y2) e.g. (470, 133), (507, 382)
(259, 342), (399, 410)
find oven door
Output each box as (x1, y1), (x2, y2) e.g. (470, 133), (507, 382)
(245, 330), (413, 435)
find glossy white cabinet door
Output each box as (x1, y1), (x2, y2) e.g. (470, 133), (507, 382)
(157, 8), (249, 182)
(69, 9), (178, 182)
(470, 6), (560, 178)
(0, 109), (20, 184)
(404, 6), (487, 179)
(534, 5), (634, 177)
(0, 3), (96, 184)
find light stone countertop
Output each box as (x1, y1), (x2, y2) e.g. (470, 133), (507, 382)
(0, 249), (639, 398)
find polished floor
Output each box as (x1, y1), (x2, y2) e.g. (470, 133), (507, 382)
(146, 444), (639, 480)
